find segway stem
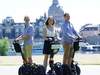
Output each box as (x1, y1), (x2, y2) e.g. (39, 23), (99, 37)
(13, 40), (26, 64)
(49, 53), (54, 70)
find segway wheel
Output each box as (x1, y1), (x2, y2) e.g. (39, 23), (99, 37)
(47, 70), (56, 75)
(75, 65), (81, 75)
(18, 67), (23, 75)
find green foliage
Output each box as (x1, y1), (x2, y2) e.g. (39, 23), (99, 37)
(0, 37), (10, 56)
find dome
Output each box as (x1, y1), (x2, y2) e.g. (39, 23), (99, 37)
(48, 0), (64, 24)
(2, 17), (14, 26)
(53, 0), (59, 5)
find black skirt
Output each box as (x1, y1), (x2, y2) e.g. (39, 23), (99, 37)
(43, 37), (54, 54)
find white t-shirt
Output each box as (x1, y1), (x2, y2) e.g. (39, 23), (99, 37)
(43, 25), (57, 37)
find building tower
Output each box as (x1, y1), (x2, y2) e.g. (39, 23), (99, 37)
(48, 0), (64, 26)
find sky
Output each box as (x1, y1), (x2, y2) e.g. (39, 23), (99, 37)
(0, 0), (100, 31)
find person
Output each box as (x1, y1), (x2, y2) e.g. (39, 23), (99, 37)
(16, 16), (34, 64)
(43, 16), (57, 71)
(61, 13), (79, 65)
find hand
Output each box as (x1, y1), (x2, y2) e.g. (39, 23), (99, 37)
(56, 36), (61, 41)
(45, 38), (48, 40)
(15, 35), (22, 41)
(48, 37), (53, 41)
(15, 38), (19, 41)
(15, 38), (20, 43)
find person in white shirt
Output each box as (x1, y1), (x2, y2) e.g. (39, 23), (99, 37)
(43, 16), (57, 71)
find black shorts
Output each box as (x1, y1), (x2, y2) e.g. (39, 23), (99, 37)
(43, 37), (54, 54)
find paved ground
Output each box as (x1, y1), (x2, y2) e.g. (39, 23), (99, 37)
(0, 65), (100, 75)
(0, 53), (100, 75)
(0, 53), (100, 65)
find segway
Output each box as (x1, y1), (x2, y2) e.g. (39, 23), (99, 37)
(70, 38), (81, 75)
(54, 38), (81, 75)
(46, 38), (73, 75)
(13, 40), (33, 75)
(46, 38), (61, 75)
(58, 38), (81, 75)
(13, 40), (46, 75)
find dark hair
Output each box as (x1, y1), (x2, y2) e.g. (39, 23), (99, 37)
(45, 16), (55, 26)
(24, 16), (30, 21)
(64, 13), (70, 17)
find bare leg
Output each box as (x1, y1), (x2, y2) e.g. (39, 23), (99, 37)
(43, 54), (48, 71)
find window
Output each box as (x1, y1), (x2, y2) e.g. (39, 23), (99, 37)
(84, 27), (98, 31)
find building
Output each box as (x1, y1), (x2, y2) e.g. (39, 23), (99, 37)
(0, 17), (32, 39)
(48, 0), (64, 27)
(33, 0), (64, 39)
(0, 0), (64, 39)
(80, 24), (100, 38)
(34, 15), (47, 40)
(79, 24), (100, 45)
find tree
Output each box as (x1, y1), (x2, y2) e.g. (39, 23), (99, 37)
(0, 37), (9, 56)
